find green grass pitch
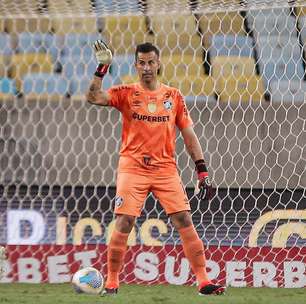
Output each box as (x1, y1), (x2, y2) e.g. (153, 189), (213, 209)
(0, 283), (305, 304)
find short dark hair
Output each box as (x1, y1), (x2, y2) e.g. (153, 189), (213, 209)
(135, 42), (160, 61)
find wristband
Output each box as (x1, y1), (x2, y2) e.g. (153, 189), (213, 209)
(94, 64), (109, 78)
(195, 159), (208, 174)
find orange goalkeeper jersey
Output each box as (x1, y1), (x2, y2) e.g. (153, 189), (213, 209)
(107, 83), (193, 175)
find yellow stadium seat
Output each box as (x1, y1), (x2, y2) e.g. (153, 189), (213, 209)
(199, 12), (246, 48)
(295, 6), (306, 17)
(216, 75), (265, 102)
(10, 53), (53, 90)
(162, 75), (215, 97)
(121, 74), (139, 84)
(212, 56), (257, 79)
(160, 55), (204, 80)
(121, 74), (214, 97)
(0, 55), (11, 77)
(150, 14), (202, 56)
(48, 0), (92, 14)
(103, 16), (147, 54)
(1, 18), (51, 33)
(51, 17), (97, 34)
(0, 92), (15, 100)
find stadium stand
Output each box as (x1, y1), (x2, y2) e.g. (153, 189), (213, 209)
(164, 75), (215, 97)
(211, 56), (257, 79)
(209, 35), (254, 58)
(270, 79), (306, 103)
(0, 33), (13, 56)
(215, 74), (265, 102)
(103, 16), (147, 55)
(111, 54), (136, 82)
(0, 77), (17, 95)
(149, 14), (202, 56)
(10, 53), (53, 91)
(22, 72), (70, 96)
(199, 11), (246, 50)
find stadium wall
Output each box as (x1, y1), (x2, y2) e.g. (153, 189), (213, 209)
(1, 96), (305, 188)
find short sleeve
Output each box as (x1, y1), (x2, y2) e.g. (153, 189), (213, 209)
(175, 90), (193, 130)
(107, 85), (127, 111)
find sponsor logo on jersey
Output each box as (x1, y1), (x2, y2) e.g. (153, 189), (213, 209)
(115, 196), (123, 208)
(131, 100), (142, 107)
(148, 103), (157, 113)
(132, 112), (170, 122)
(163, 100), (172, 110)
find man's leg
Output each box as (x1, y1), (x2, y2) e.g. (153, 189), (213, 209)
(103, 172), (149, 295)
(170, 211), (225, 295)
(104, 214), (135, 294)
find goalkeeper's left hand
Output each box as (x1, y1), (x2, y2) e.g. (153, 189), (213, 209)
(195, 160), (214, 200)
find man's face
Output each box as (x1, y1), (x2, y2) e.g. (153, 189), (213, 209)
(135, 51), (160, 83)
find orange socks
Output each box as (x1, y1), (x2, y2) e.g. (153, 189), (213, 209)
(178, 225), (209, 284)
(105, 229), (129, 288)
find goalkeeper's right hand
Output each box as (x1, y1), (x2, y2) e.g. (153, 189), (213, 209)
(93, 40), (112, 78)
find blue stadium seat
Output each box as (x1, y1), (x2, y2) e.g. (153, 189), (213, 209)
(61, 33), (100, 58)
(256, 36), (304, 85)
(259, 60), (304, 85)
(60, 56), (86, 78)
(270, 80), (306, 103)
(59, 55), (115, 82)
(0, 33), (13, 55)
(70, 74), (117, 95)
(299, 15), (306, 43)
(209, 35), (254, 57)
(111, 54), (136, 81)
(0, 77), (17, 94)
(94, 0), (140, 13)
(257, 36), (302, 63)
(247, 7), (291, 22)
(47, 34), (66, 62)
(23, 73), (70, 95)
(18, 32), (55, 53)
(250, 15), (296, 37)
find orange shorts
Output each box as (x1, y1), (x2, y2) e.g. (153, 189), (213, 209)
(114, 172), (190, 217)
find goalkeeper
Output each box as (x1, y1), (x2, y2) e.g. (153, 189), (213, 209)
(86, 40), (225, 296)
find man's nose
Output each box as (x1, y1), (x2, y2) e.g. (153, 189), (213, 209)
(143, 63), (150, 70)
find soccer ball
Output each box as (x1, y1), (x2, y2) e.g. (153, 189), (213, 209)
(71, 267), (104, 295)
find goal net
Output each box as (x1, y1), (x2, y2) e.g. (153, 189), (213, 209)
(0, 0), (305, 288)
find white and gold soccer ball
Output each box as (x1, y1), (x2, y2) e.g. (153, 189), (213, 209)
(0, 246), (6, 279)
(71, 267), (104, 295)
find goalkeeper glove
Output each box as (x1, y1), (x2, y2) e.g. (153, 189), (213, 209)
(93, 40), (112, 78)
(195, 159), (214, 200)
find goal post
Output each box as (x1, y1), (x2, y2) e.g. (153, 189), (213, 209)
(0, 0), (305, 288)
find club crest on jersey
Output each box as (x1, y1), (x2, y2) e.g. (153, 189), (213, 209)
(115, 196), (123, 208)
(163, 100), (172, 110)
(147, 103), (157, 113)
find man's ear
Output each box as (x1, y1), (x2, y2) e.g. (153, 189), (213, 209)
(157, 59), (161, 75)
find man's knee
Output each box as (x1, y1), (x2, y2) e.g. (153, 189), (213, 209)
(115, 214), (136, 233)
(170, 211), (193, 229)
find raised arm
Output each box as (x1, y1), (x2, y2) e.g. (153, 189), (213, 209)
(87, 76), (110, 106)
(86, 40), (113, 106)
